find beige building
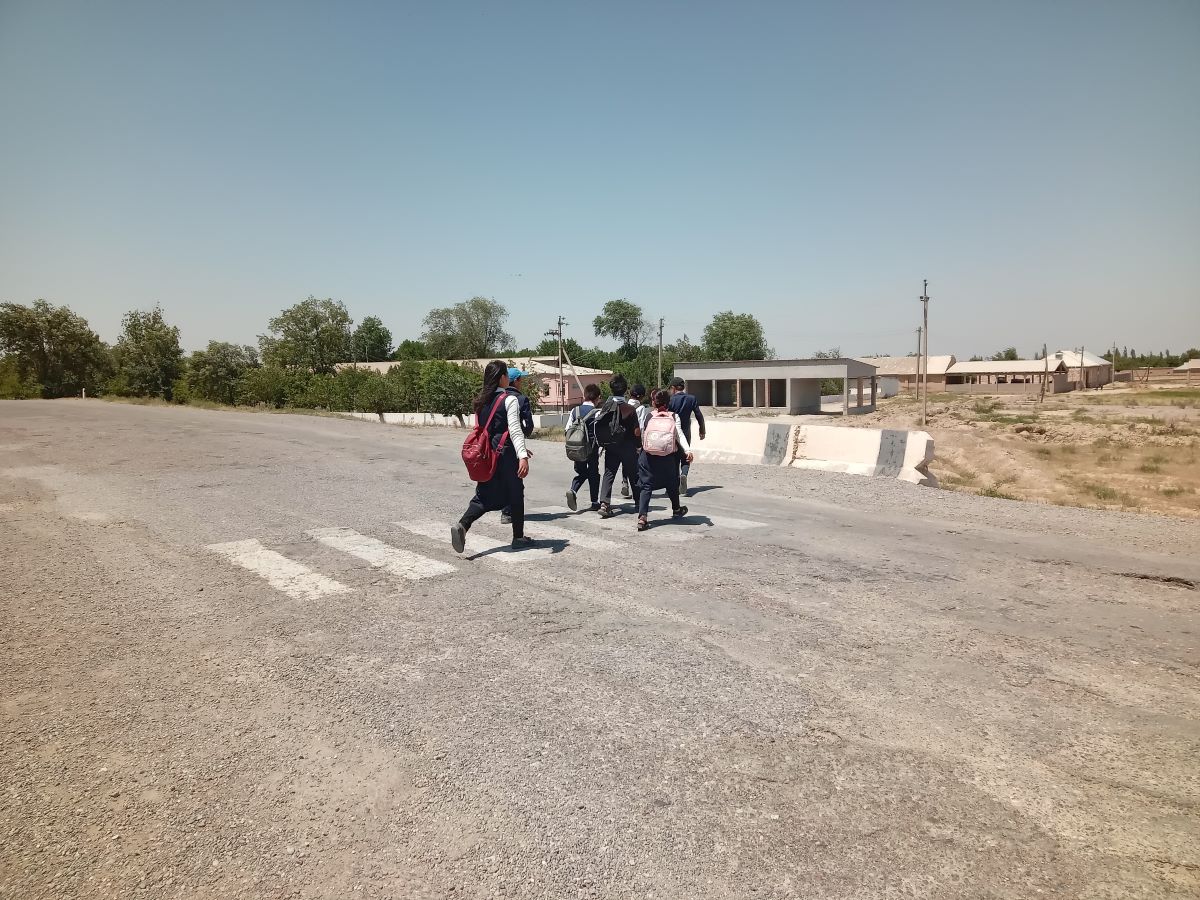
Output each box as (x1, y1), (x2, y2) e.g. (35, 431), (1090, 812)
(1052, 349), (1114, 389)
(858, 355), (956, 392)
(945, 359), (1070, 394)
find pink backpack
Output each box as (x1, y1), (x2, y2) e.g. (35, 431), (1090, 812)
(642, 411), (677, 456)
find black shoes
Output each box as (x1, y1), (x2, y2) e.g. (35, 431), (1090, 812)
(511, 535), (535, 549)
(672, 506), (688, 519)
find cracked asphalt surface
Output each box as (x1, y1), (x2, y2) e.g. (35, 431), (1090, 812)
(2, 399), (1198, 899)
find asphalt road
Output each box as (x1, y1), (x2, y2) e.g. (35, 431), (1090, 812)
(2, 400), (1198, 900)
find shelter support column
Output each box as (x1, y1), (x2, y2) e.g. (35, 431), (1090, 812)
(856, 377), (864, 410)
(842, 376), (850, 417)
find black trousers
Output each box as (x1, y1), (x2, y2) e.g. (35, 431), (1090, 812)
(570, 452), (600, 504)
(461, 451), (524, 538)
(599, 443), (641, 506)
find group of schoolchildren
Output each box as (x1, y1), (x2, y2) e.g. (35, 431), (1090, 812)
(451, 360), (706, 552)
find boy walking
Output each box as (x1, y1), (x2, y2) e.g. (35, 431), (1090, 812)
(565, 383), (602, 511)
(668, 377), (705, 495)
(595, 375), (642, 517)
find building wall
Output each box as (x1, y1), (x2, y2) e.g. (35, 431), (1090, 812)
(945, 372), (1070, 394)
(540, 372), (611, 409)
(895, 374), (947, 392)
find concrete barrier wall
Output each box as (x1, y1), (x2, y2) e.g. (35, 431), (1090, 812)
(343, 411), (936, 486)
(790, 425), (936, 486)
(693, 419), (935, 485)
(691, 419), (793, 466)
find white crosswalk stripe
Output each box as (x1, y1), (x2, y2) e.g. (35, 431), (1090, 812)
(531, 508), (696, 542)
(697, 513), (768, 530)
(521, 521), (622, 551)
(394, 521), (558, 562)
(207, 539), (351, 601)
(307, 527), (456, 580)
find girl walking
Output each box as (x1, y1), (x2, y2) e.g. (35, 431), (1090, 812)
(635, 389), (694, 532)
(451, 360), (533, 552)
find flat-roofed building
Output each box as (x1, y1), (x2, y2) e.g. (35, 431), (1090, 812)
(673, 358), (879, 416)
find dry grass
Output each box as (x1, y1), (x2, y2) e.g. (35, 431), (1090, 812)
(856, 389), (1200, 518)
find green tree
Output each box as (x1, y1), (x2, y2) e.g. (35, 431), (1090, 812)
(110, 305), (184, 399)
(421, 297), (513, 359)
(239, 367), (309, 408)
(392, 339), (429, 360)
(384, 360), (423, 411)
(0, 300), (111, 397)
(667, 333), (704, 362)
(0, 355), (42, 398)
(419, 359), (478, 421)
(592, 299), (650, 353)
(991, 347), (1019, 361)
(186, 342), (259, 405)
(703, 312), (772, 360)
(259, 296), (352, 373)
(351, 316), (393, 362)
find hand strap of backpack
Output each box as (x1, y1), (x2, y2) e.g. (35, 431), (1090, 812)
(483, 394), (509, 451)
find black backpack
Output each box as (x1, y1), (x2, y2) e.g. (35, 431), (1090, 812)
(593, 399), (627, 448)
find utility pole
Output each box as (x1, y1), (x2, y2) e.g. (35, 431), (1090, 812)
(919, 280), (930, 427)
(545, 316), (568, 416)
(915, 326), (923, 397)
(657, 317), (665, 389)
(1078, 345), (1086, 392)
(1040, 342), (1048, 402)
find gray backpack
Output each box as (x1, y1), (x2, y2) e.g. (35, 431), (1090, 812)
(564, 407), (596, 462)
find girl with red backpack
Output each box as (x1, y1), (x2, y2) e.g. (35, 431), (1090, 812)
(634, 389), (694, 532)
(452, 360), (533, 552)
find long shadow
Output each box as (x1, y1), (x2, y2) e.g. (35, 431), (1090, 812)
(683, 485), (722, 496)
(525, 510), (577, 522)
(466, 537), (569, 560)
(657, 514), (715, 528)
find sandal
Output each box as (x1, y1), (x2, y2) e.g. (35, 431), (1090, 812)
(599, 503), (614, 519)
(672, 506), (688, 519)
(637, 517), (649, 532)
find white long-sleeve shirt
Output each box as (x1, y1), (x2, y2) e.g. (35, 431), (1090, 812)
(503, 394), (529, 459)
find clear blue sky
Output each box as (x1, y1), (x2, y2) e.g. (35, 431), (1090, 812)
(2, 0), (1197, 359)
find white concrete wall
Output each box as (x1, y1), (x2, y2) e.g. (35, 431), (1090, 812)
(693, 419), (936, 485)
(790, 425), (936, 486)
(342, 412), (937, 486)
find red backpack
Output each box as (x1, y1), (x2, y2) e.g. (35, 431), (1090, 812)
(461, 395), (509, 481)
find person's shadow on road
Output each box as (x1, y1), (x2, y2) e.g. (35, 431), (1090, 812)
(467, 537), (569, 560)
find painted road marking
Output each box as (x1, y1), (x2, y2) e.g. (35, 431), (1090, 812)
(207, 539), (351, 601)
(517, 520), (622, 551)
(308, 527), (456, 581)
(703, 515), (768, 530)
(531, 507), (697, 543)
(394, 521), (558, 563)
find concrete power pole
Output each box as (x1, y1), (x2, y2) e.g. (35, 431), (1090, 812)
(1041, 342), (1048, 402)
(919, 280), (930, 427)
(915, 326), (923, 398)
(658, 317), (665, 389)
(545, 316), (568, 416)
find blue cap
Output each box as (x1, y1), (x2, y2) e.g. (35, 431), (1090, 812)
(508, 367), (527, 382)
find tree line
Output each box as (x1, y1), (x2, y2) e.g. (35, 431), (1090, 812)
(0, 295), (772, 415)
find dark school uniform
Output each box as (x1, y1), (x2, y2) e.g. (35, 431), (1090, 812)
(460, 390), (525, 538)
